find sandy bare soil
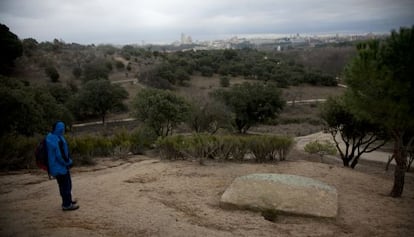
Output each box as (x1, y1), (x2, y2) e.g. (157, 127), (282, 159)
(1, 145), (413, 237)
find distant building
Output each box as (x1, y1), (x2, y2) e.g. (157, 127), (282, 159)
(180, 33), (192, 45)
(277, 45), (281, 51)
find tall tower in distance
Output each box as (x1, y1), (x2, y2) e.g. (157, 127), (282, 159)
(181, 33), (186, 44)
(180, 33), (192, 45)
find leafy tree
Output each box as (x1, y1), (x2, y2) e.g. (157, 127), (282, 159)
(214, 82), (285, 133)
(199, 65), (214, 77)
(170, 56), (195, 75)
(47, 84), (73, 104)
(188, 99), (233, 134)
(156, 63), (175, 83)
(304, 71), (337, 86)
(131, 88), (191, 136)
(52, 38), (64, 52)
(44, 66), (60, 82)
(121, 45), (137, 59)
(32, 86), (74, 130)
(270, 72), (290, 88)
(96, 44), (117, 56)
(105, 61), (113, 72)
(0, 76), (72, 136)
(223, 49), (238, 60)
(217, 64), (231, 76)
(82, 59), (111, 81)
(153, 62), (191, 85)
(115, 60), (125, 70)
(345, 26), (414, 197)
(0, 84), (42, 136)
(72, 67), (82, 79)
(320, 96), (387, 168)
(77, 79), (128, 125)
(22, 38), (38, 57)
(174, 68), (190, 85)
(0, 24), (23, 75)
(138, 66), (172, 89)
(229, 62), (244, 77)
(220, 76), (230, 87)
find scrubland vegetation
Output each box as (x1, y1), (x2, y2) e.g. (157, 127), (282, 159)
(1, 23), (413, 197)
(0, 23), (350, 169)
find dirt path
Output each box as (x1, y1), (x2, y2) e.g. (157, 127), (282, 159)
(1, 152), (413, 237)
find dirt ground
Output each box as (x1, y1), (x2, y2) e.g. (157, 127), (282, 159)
(1, 143), (413, 237)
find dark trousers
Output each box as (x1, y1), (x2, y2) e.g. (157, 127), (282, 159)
(55, 171), (72, 207)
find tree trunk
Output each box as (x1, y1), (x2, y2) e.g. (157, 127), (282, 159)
(342, 154), (354, 167)
(390, 131), (407, 198)
(385, 155), (394, 171)
(350, 157), (359, 169)
(102, 112), (106, 127)
(407, 154), (413, 172)
(342, 158), (350, 167)
(390, 161), (406, 197)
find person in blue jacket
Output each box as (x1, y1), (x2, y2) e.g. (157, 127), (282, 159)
(46, 121), (79, 211)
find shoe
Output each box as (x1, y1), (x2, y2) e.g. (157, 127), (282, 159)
(72, 199), (77, 205)
(62, 204), (79, 211)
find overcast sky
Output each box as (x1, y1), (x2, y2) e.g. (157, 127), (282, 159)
(1, 0), (413, 44)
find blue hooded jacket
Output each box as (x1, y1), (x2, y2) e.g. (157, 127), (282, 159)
(46, 122), (72, 176)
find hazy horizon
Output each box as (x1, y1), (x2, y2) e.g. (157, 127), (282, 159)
(1, 0), (413, 45)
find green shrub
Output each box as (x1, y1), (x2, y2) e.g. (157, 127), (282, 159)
(0, 126), (160, 170)
(113, 140), (131, 159)
(220, 76), (230, 87)
(68, 134), (115, 165)
(0, 134), (37, 170)
(92, 136), (113, 156)
(45, 66), (59, 82)
(230, 136), (249, 161)
(246, 136), (271, 162)
(246, 135), (294, 162)
(111, 129), (132, 158)
(187, 133), (218, 159)
(270, 136), (294, 161)
(67, 135), (96, 165)
(304, 140), (337, 158)
(215, 135), (244, 161)
(129, 126), (158, 154)
(69, 127), (158, 162)
(155, 135), (187, 160)
(156, 134), (293, 163)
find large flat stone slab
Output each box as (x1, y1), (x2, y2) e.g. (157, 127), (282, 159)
(220, 173), (338, 218)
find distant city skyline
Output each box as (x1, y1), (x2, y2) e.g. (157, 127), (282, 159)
(1, 0), (413, 45)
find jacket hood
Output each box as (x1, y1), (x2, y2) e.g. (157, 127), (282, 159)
(52, 121), (65, 136)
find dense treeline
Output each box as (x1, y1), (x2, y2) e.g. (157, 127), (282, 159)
(138, 48), (338, 89)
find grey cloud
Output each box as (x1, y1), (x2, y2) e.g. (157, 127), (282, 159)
(0, 0), (413, 44)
